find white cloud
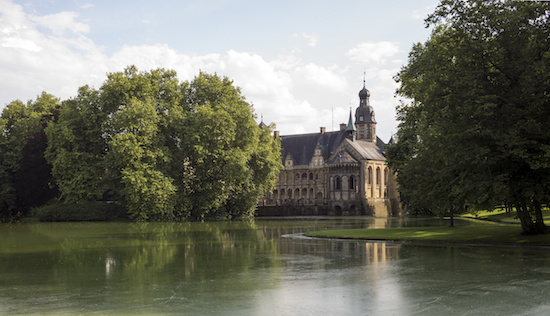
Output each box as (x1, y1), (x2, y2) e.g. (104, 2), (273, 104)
(0, 0), (402, 141)
(412, 6), (437, 20)
(1, 36), (41, 52)
(292, 32), (318, 48)
(346, 41), (401, 65)
(30, 11), (90, 35)
(302, 33), (318, 47)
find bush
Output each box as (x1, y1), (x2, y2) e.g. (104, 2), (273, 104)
(32, 201), (128, 222)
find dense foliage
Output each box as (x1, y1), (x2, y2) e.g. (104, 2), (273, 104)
(1, 67), (281, 221)
(0, 93), (60, 221)
(387, 0), (550, 234)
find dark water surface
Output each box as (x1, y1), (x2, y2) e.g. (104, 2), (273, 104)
(1, 217), (550, 315)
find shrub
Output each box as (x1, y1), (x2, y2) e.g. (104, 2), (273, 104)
(32, 201), (128, 222)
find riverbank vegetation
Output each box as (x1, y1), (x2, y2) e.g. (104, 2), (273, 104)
(387, 0), (550, 235)
(0, 67), (282, 222)
(306, 223), (550, 246)
(306, 209), (550, 245)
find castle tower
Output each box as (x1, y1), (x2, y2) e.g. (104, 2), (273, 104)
(354, 80), (376, 142)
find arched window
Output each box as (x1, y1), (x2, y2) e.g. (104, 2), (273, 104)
(350, 176), (355, 191)
(335, 177), (342, 190)
(376, 167), (381, 185)
(295, 188), (300, 200)
(368, 167), (372, 185)
(302, 173), (307, 181)
(384, 168), (389, 186)
(309, 173), (313, 180)
(288, 189), (292, 199)
(316, 192), (323, 200)
(273, 189), (279, 199)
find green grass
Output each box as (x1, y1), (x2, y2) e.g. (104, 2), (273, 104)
(306, 221), (550, 246)
(460, 207), (550, 224)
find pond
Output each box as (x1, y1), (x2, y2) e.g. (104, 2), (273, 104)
(1, 217), (550, 315)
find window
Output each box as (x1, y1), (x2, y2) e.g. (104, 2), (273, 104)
(367, 167), (372, 185)
(335, 177), (341, 190)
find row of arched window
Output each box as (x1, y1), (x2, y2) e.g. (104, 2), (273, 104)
(331, 175), (358, 192)
(279, 172), (321, 182)
(270, 188), (323, 201)
(366, 167), (389, 186)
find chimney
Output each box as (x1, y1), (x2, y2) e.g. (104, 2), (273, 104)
(340, 123), (346, 131)
(274, 130), (280, 138)
(320, 127), (326, 134)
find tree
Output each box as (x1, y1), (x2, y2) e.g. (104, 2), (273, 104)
(0, 93), (60, 221)
(45, 67), (281, 220)
(45, 86), (107, 204)
(175, 72), (282, 219)
(388, 0), (550, 234)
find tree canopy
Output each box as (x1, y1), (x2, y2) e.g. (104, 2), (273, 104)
(0, 67), (281, 221)
(0, 92), (60, 221)
(388, 0), (550, 234)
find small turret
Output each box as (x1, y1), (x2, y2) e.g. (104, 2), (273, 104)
(345, 108), (356, 140)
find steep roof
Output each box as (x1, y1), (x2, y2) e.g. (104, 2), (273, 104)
(280, 130), (345, 165)
(280, 130), (387, 165)
(348, 139), (386, 161)
(330, 149), (359, 163)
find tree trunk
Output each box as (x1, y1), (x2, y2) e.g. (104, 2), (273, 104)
(449, 207), (454, 227)
(533, 199), (546, 234)
(515, 202), (538, 235)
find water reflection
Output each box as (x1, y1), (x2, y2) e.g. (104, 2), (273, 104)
(0, 218), (549, 315)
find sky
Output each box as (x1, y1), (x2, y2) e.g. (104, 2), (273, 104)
(0, 0), (440, 142)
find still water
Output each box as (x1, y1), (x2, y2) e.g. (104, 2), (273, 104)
(1, 217), (550, 315)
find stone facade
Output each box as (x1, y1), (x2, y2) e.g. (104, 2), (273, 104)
(259, 83), (401, 217)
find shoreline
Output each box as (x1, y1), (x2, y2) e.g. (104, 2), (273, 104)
(302, 233), (550, 248)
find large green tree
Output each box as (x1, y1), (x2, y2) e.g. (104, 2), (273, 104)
(46, 67), (281, 220)
(0, 93), (60, 221)
(176, 73), (281, 219)
(388, 0), (550, 234)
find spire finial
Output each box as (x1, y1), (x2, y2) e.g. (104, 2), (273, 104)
(363, 68), (366, 87)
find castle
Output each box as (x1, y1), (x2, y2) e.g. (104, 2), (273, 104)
(258, 82), (401, 217)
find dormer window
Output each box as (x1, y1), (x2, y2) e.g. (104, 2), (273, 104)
(360, 115), (364, 122)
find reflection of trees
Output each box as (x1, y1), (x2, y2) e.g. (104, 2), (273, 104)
(8, 221), (283, 309)
(2, 219), (410, 314)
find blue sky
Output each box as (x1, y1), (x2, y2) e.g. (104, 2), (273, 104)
(1, 0), (440, 141)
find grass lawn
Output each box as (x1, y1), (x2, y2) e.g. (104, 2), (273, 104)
(459, 207), (550, 224)
(306, 220), (550, 246)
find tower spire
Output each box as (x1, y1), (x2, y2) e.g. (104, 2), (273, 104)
(345, 107), (356, 132)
